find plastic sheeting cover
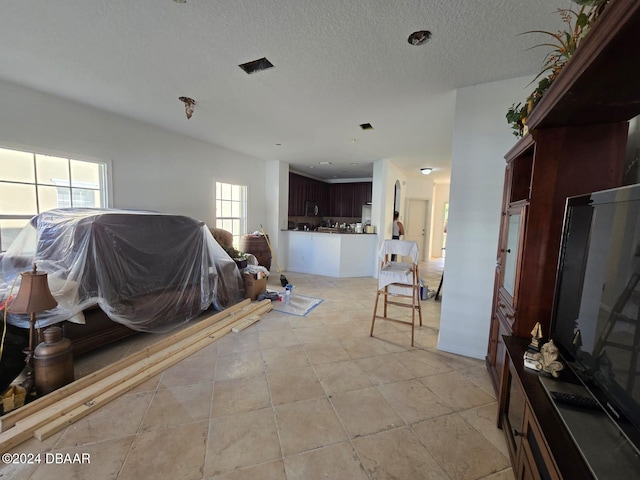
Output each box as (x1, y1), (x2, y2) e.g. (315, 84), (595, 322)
(0, 208), (244, 333)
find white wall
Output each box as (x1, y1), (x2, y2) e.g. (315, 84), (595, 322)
(438, 75), (533, 359)
(265, 159), (289, 268)
(0, 79), (267, 229)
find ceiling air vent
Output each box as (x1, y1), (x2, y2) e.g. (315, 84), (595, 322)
(239, 57), (274, 74)
(360, 123), (373, 130)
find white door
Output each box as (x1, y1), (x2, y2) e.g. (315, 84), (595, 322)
(405, 199), (429, 261)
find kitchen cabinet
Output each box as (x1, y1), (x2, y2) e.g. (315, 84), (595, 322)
(288, 173), (371, 218)
(288, 172), (328, 216)
(328, 182), (372, 217)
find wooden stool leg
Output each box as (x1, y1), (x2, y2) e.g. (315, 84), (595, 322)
(371, 291), (380, 337)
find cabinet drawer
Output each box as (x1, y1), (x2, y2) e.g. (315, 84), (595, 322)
(496, 293), (516, 327)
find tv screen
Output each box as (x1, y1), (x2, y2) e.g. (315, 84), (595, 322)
(552, 183), (640, 452)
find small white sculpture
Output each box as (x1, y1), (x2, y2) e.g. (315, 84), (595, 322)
(533, 340), (564, 378)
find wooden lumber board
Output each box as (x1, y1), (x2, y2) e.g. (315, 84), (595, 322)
(0, 300), (272, 452)
(35, 301), (273, 441)
(0, 298), (251, 432)
(231, 315), (261, 333)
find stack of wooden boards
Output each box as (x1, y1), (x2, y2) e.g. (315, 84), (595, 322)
(0, 298), (271, 453)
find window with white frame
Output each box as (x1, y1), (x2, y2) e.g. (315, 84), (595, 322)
(0, 147), (107, 251)
(215, 181), (247, 248)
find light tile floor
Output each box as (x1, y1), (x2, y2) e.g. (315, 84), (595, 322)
(2, 259), (515, 480)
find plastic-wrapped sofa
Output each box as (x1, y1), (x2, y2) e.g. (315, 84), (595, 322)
(0, 208), (244, 355)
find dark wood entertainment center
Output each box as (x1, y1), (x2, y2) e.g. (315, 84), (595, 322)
(486, 1), (640, 477)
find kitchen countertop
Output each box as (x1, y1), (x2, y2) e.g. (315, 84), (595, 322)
(284, 229), (378, 277)
(283, 228), (375, 234)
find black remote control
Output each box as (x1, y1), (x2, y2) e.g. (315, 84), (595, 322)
(550, 391), (601, 410)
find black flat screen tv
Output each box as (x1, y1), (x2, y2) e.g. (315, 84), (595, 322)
(551, 183), (640, 453)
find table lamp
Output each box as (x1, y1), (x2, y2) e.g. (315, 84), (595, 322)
(8, 263), (58, 393)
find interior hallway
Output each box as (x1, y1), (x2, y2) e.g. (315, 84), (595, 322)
(2, 258), (514, 480)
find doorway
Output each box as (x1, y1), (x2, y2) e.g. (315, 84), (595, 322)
(405, 199), (429, 261)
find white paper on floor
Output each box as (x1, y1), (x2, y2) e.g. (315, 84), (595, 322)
(270, 292), (323, 316)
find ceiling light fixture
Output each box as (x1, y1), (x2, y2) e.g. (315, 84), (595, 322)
(421, 167), (433, 175)
(360, 123), (373, 130)
(408, 30), (432, 46)
(319, 161), (332, 165)
(173, 0), (187, 3)
(178, 96), (196, 119)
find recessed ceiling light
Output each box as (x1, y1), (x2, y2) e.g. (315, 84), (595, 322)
(275, 143), (282, 146)
(349, 163), (358, 166)
(308, 166), (315, 169)
(360, 123), (373, 130)
(238, 57), (274, 74)
(319, 161), (332, 165)
(408, 30), (432, 46)
(421, 167), (433, 175)
(173, 0), (187, 3)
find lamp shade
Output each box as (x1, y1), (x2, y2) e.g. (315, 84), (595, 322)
(8, 267), (58, 314)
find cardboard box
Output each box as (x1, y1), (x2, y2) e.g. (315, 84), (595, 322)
(243, 273), (267, 301)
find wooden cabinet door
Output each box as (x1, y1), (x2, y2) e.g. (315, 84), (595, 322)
(328, 183), (341, 217)
(288, 173), (305, 216)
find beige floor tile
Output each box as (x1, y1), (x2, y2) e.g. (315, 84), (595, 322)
(326, 320), (371, 339)
(210, 372), (271, 418)
(0, 430), (65, 480)
(119, 421), (208, 480)
(458, 403), (509, 459)
(189, 340), (219, 359)
(258, 328), (300, 349)
(267, 366), (325, 405)
(138, 382), (213, 433)
(275, 397), (348, 456)
(412, 413), (510, 480)
(420, 370), (496, 411)
(217, 330), (261, 356)
(255, 315), (294, 332)
(392, 349), (454, 378)
(411, 327), (441, 349)
(314, 359), (374, 395)
(29, 436), (133, 480)
(293, 325), (338, 344)
(203, 460), (287, 480)
(354, 353), (419, 386)
(204, 407), (281, 477)
(373, 329), (418, 347)
(378, 379), (454, 424)
(126, 373), (161, 394)
(318, 311), (361, 326)
(353, 426), (449, 479)
(340, 335), (406, 359)
(23, 259), (513, 480)
(283, 443), (369, 480)
(215, 349), (264, 380)
(158, 353), (216, 389)
(460, 364), (498, 399)
(303, 341), (351, 365)
(56, 391), (154, 448)
(479, 468), (515, 479)
(262, 344), (310, 371)
(330, 387), (404, 438)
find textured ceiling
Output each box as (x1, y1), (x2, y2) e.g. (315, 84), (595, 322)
(0, 0), (568, 182)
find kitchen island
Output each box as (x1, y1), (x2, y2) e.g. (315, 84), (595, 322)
(282, 230), (378, 278)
